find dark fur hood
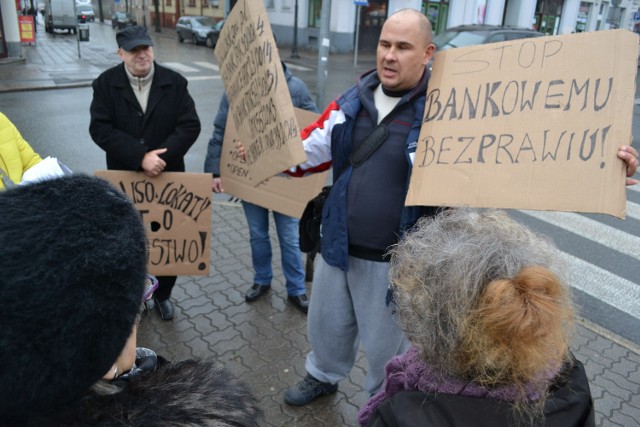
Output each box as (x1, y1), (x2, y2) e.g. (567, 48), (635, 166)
(11, 359), (263, 427)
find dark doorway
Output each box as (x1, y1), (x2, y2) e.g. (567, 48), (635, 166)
(534, 0), (564, 35)
(357, 0), (387, 53)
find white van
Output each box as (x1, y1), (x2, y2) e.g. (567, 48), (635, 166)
(44, 0), (77, 34)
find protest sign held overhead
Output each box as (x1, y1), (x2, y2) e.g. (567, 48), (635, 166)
(214, 0), (306, 185)
(95, 171), (212, 275)
(221, 108), (329, 218)
(406, 29), (638, 218)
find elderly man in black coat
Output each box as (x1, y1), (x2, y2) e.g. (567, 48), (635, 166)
(90, 26), (201, 321)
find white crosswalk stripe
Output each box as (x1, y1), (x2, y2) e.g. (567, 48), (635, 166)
(187, 75), (221, 81)
(161, 60), (313, 78)
(627, 200), (640, 218)
(283, 62), (312, 72)
(162, 62), (200, 73)
(564, 253), (640, 320)
(521, 209), (640, 258)
(194, 61), (219, 71)
(518, 196), (640, 332)
(158, 61), (222, 81)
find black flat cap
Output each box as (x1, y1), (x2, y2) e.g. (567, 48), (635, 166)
(116, 25), (154, 51)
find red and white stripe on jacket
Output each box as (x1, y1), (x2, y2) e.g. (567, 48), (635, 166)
(286, 100), (346, 177)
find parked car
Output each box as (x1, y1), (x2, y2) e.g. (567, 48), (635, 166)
(76, 4), (94, 22)
(45, 0), (76, 34)
(75, 0), (91, 5)
(433, 24), (544, 51)
(205, 19), (225, 48)
(429, 25), (543, 71)
(176, 16), (217, 45)
(111, 11), (136, 29)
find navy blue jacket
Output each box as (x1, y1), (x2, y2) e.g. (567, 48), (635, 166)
(289, 67), (436, 271)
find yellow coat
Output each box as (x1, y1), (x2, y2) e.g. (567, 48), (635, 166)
(0, 112), (42, 189)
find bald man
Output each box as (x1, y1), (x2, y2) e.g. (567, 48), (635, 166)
(283, 9), (437, 405)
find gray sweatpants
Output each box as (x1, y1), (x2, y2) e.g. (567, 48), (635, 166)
(305, 255), (410, 395)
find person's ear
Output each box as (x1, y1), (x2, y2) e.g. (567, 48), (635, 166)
(423, 43), (436, 64)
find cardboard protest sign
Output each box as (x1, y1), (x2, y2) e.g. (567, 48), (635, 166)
(95, 171), (212, 275)
(406, 29), (638, 218)
(221, 108), (330, 218)
(214, 0), (306, 185)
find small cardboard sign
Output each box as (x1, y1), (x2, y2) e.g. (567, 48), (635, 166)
(214, 0), (306, 185)
(95, 171), (212, 275)
(406, 29), (638, 218)
(221, 108), (330, 218)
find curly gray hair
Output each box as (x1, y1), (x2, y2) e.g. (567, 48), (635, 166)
(388, 208), (574, 393)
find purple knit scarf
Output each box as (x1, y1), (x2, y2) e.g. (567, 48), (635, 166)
(357, 346), (554, 426)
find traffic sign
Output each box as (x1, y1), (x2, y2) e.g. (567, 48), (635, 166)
(354, 0), (368, 6)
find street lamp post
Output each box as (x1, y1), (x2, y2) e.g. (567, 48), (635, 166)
(291, 0), (299, 58)
(98, 0), (104, 23)
(154, 0), (161, 32)
(315, 0), (331, 108)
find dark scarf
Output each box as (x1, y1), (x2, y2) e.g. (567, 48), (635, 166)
(358, 346), (557, 426)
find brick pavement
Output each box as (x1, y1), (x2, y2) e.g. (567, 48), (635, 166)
(138, 201), (370, 426)
(2, 21), (640, 427)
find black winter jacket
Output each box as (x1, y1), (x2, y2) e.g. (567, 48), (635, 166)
(367, 359), (594, 427)
(90, 62), (201, 172)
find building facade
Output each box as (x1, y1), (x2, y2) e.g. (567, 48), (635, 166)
(143, 0), (225, 30)
(266, 0), (640, 53)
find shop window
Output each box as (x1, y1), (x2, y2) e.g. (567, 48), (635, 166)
(576, 2), (589, 32)
(534, 0), (564, 35)
(309, 0), (321, 28)
(423, 1), (449, 34)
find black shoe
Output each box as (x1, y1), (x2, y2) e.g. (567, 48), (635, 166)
(154, 297), (174, 320)
(245, 284), (271, 302)
(288, 294), (309, 314)
(283, 374), (338, 406)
